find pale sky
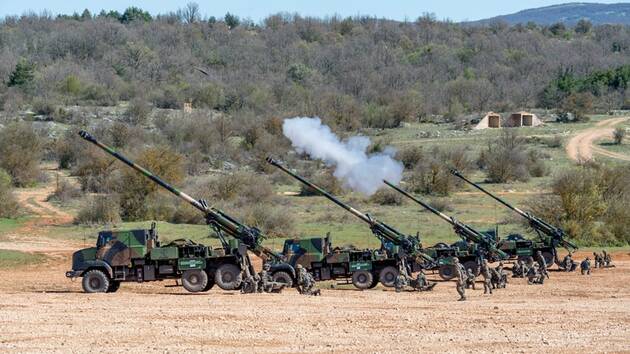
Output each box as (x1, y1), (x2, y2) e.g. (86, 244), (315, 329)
(0, 0), (627, 22)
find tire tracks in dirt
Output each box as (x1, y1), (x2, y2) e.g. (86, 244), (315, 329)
(566, 117), (630, 162)
(0, 165), (78, 254)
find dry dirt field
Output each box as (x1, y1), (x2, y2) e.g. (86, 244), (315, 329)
(0, 251), (628, 353)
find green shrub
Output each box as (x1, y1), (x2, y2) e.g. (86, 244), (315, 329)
(370, 188), (403, 206)
(0, 169), (19, 218)
(74, 195), (121, 225)
(0, 122), (43, 187)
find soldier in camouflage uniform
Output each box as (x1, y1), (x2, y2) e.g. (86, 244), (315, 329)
(495, 262), (507, 288)
(296, 264), (320, 296)
(603, 250), (612, 267)
(580, 257), (591, 275)
(512, 260), (524, 278)
(453, 258), (466, 301)
(593, 252), (602, 268)
(395, 261), (410, 293)
(258, 263), (285, 293)
(412, 269), (436, 292)
(465, 268), (476, 290)
(527, 263), (543, 285)
(480, 259), (493, 294)
(536, 251), (549, 279)
(563, 253), (574, 272)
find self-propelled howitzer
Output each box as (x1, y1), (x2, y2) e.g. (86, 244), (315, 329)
(266, 157), (433, 264)
(383, 180), (508, 263)
(450, 169), (578, 253)
(78, 131), (295, 283)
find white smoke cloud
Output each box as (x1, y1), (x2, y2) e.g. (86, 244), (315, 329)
(282, 117), (404, 196)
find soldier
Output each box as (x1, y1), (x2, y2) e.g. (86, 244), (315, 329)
(603, 251), (612, 267)
(495, 262), (507, 288)
(465, 268), (476, 290)
(258, 263), (284, 293)
(563, 253), (574, 272)
(527, 263), (545, 285)
(593, 252), (601, 268)
(512, 260), (524, 278)
(395, 261), (409, 293)
(453, 258), (466, 301)
(480, 259), (492, 294)
(413, 269), (436, 291)
(296, 264), (320, 296)
(580, 257), (591, 275)
(536, 251), (549, 279)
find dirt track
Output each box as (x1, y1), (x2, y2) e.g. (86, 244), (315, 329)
(0, 252), (628, 353)
(566, 117), (630, 162)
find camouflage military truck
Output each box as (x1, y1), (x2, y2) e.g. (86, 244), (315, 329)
(451, 170), (578, 268)
(70, 131), (295, 293)
(279, 234), (401, 289)
(267, 158), (434, 289)
(66, 223), (247, 293)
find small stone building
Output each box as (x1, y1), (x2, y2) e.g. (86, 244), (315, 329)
(473, 112), (502, 129)
(506, 111), (543, 127)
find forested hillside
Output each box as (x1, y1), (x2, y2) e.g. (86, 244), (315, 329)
(1, 8), (629, 131)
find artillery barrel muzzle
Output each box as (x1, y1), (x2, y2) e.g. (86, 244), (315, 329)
(78, 130), (96, 143)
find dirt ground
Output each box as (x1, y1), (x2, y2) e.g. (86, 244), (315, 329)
(0, 251), (628, 353)
(566, 116), (630, 162)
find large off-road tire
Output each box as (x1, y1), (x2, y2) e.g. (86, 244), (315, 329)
(463, 260), (479, 276)
(379, 266), (398, 287)
(107, 281), (121, 293)
(182, 269), (208, 293)
(215, 264), (242, 290)
(272, 271), (294, 288)
(352, 270), (374, 290)
(438, 265), (456, 280)
(82, 269), (110, 293)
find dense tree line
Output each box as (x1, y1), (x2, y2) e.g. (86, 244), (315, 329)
(1, 7), (629, 130)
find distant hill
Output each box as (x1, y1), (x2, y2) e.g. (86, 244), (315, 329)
(473, 2), (630, 25)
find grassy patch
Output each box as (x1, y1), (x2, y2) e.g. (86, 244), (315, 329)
(0, 249), (47, 268)
(0, 217), (29, 237)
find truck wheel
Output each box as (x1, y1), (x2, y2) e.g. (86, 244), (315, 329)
(82, 269), (110, 293)
(182, 269), (208, 293)
(438, 265), (456, 280)
(215, 264), (242, 290)
(352, 270), (373, 290)
(272, 271), (294, 288)
(107, 281), (121, 293)
(379, 266), (398, 287)
(463, 261), (479, 276)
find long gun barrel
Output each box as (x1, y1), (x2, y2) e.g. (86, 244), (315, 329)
(78, 131), (283, 261)
(266, 157), (431, 261)
(383, 180), (508, 260)
(450, 169), (578, 251)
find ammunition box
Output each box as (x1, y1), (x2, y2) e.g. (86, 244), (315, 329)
(150, 247), (179, 260)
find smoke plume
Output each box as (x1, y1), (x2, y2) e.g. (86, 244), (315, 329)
(282, 117), (403, 196)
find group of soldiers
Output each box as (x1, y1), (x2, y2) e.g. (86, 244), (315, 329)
(511, 251), (549, 285)
(394, 260), (437, 293)
(241, 263), (321, 295)
(245, 250), (614, 298)
(575, 250), (614, 275)
(453, 258), (508, 301)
